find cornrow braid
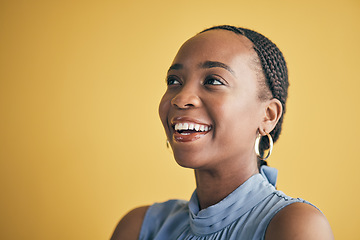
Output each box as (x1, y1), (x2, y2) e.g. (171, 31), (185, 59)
(200, 25), (289, 168)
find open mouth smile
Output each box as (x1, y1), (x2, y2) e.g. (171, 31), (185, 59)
(171, 121), (212, 142)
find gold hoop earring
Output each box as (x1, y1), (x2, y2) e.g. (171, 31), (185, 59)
(255, 132), (273, 160)
(166, 139), (172, 154)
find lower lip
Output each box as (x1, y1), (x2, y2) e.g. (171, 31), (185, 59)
(173, 131), (210, 142)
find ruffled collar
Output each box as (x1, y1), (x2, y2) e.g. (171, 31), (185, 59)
(188, 166), (278, 235)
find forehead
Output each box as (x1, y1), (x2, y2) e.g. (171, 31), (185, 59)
(173, 30), (255, 65)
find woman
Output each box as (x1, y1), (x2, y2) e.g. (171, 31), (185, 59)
(111, 25), (333, 239)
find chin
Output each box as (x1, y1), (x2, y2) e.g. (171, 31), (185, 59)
(174, 152), (202, 169)
(172, 150), (212, 170)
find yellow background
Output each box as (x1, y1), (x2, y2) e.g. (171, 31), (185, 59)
(1, 0), (359, 239)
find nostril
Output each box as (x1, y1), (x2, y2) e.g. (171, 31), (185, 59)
(172, 101), (195, 109)
(171, 94), (200, 109)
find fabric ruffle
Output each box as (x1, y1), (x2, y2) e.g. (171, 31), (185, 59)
(189, 173), (276, 235)
(260, 165), (278, 187)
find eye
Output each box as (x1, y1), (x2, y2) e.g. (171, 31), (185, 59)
(204, 77), (224, 85)
(166, 76), (181, 86)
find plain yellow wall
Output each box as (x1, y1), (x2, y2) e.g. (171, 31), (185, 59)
(1, 0), (359, 239)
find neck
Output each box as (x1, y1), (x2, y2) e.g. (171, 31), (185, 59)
(194, 158), (258, 210)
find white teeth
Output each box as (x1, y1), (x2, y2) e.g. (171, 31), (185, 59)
(180, 132), (190, 135)
(174, 122), (211, 132)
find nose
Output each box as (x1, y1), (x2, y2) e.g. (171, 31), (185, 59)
(171, 86), (201, 109)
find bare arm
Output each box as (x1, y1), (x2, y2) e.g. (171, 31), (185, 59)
(110, 206), (149, 240)
(265, 202), (334, 240)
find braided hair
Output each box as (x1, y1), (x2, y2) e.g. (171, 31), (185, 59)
(200, 25), (289, 168)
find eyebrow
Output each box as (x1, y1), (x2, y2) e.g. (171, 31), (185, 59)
(168, 63), (183, 72)
(167, 61), (235, 75)
(200, 61), (235, 75)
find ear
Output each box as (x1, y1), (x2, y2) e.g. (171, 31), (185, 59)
(259, 98), (283, 135)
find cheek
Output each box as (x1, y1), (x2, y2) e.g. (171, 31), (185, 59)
(213, 97), (261, 140)
(158, 94), (171, 132)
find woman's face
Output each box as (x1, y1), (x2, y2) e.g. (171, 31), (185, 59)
(159, 30), (267, 170)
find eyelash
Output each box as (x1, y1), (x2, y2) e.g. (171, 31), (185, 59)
(166, 77), (181, 86)
(204, 77), (224, 85)
(166, 76), (225, 86)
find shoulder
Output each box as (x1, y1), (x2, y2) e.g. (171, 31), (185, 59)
(110, 205), (150, 240)
(265, 202), (334, 240)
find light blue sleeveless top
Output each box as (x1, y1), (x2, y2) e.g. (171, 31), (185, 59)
(139, 166), (313, 240)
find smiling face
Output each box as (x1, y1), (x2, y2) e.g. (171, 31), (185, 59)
(159, 30), (268, 171)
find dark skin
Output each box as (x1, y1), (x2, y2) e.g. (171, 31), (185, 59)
(111, 30), (334, 240)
